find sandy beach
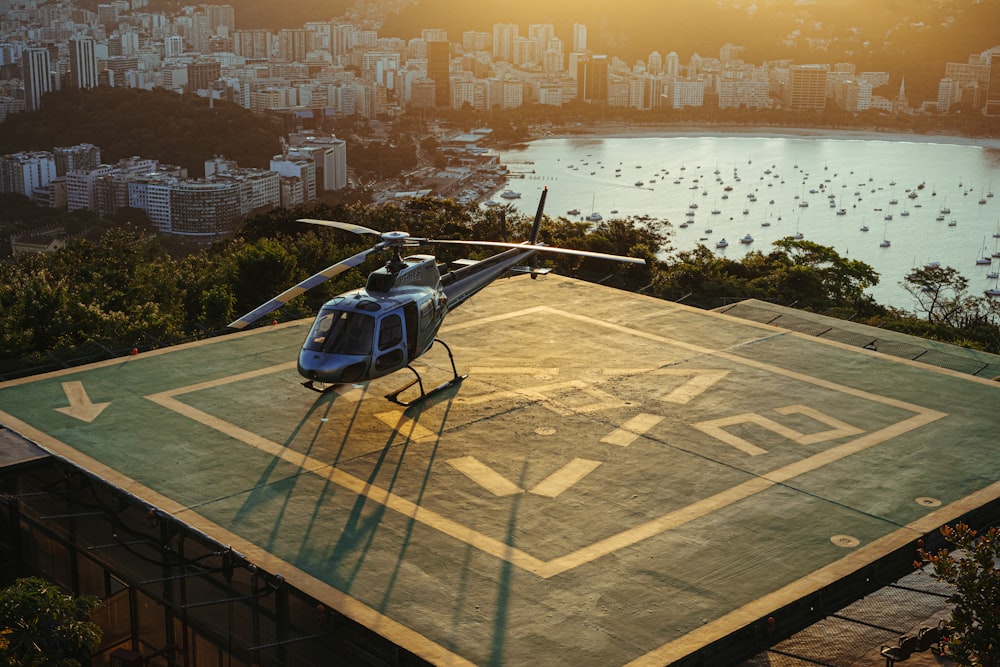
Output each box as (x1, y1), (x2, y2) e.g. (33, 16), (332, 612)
(528, 123), (1000, 150)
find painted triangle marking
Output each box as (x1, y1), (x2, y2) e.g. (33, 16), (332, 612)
(374, 411), (436, 442)
(528, 458), (602, 497)
(656, 369), (730, 404)
(601, 413), (665, 447)
(446, 456), (524, 497)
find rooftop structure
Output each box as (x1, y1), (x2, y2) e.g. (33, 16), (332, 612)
(2, 276), (998, 665)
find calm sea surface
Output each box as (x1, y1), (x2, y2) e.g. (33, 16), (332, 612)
(496, 134), (1000, 309)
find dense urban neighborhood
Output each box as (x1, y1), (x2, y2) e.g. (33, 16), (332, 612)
(1, 0), (999, 244)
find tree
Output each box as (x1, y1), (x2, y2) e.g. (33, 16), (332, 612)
(902, 265), (971, 325)
(771, 237), (879, 310)
(0, 577), (102, 667)
(917, 523), (1000, 667)
(648, 239), (879, 313)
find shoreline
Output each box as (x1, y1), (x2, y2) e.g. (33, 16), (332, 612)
(520, 123), (1000, 149)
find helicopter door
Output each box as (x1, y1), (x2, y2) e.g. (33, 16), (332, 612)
(372, 310), (407, 374)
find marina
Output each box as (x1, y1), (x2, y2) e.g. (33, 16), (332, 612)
(498, 133), (1000, 308)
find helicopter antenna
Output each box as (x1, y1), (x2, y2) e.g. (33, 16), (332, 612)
(529, 186), (547, 244)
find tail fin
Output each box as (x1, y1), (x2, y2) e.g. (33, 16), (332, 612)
(529, 187), (547, 245)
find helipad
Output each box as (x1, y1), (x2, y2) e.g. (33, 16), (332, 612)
(2, 275), (998, 666)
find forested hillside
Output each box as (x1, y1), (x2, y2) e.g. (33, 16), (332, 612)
(0, 87), (282, 176)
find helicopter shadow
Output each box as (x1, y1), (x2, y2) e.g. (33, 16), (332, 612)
(230, 373), (465, 590)
(315, 386), (462, 594)
(230, 385), (352, 552)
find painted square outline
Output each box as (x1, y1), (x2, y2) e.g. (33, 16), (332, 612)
(145, 306), (947, 579)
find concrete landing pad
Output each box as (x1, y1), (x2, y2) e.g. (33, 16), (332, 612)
(2, 275), (999, 666)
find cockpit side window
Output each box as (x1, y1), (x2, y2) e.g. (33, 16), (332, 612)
(378, 314), (403, 351)
(303, 308), (374, 355)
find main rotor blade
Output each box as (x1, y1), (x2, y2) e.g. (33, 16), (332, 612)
(298, 219), (381, 236)
(430, 239), (646, 265)
(227, 245), (381, 330)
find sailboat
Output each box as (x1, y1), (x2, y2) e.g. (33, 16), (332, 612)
(987, 271), (1000, 297)
(975, 238), (991, 265)
(586, 194), (602, 222)
(879, 223), (890, 248)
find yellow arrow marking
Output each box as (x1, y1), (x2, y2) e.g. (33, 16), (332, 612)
(55, 381), (110, 423)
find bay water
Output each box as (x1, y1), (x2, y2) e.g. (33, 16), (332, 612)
(497, 133), (1000, 309)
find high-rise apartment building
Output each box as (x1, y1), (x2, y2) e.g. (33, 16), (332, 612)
(288, 134), (348, 191)
(422, 28), (447, 43)
(270, 154), (316, 207)
(937, 77), (961, 112)
(427, 40), (451, 108)
(462, 31), (490, 53)
(69, 36), (99, 90)
(278, 29), (308, 63)
(409, 78), (436, 109)
(164, 35), (185, 57)
(985, 58), (1000, 116)
(0, 151), (58, 197)
(572, 23), (587, 53)
(53, 143), (101, 175)
(187, 60), (221, 93)
(665, 52), (680, 77)
(787, 64), (827, 110)
(67, 165), (115, 211)
(492, 23), (518, 62)
(206, 5), (235, 36)
(233, 30), (272, 60)
(96, 3), (118, 30)
(577, 54), (608, 103)
(330, 24), (358, 58)
(669, 79), (706, 109)
(648, 51), (663, 75)
(22, 47), (53, 111)
(528, 24), (555, 56)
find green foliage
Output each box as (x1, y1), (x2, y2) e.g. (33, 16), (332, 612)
(902, 265), (971, 324)
(918, 523), (1000, 666)
(0, 88), (281, 176)
(3, 198), (999, 379)
(346, 138), (418, 183)
(0, 577), (102, 667)
(648, 237), (880, 313)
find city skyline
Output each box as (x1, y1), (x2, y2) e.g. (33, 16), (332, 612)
(1, 0), (998, 238)
(2, 0), (998, 120)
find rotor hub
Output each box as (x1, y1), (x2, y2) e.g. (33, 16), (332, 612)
(381, 231), (411, 245)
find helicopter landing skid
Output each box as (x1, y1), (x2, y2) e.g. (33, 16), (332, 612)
(301, 379), (341, 394)
(385, 339), (467, 407)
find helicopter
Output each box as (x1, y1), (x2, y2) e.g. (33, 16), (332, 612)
(227, 188), (645, 405)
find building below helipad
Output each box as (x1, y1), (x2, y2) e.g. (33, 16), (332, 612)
(1, 275), (998, 666)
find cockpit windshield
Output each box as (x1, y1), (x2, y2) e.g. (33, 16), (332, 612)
(303, 308), (374, 355)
